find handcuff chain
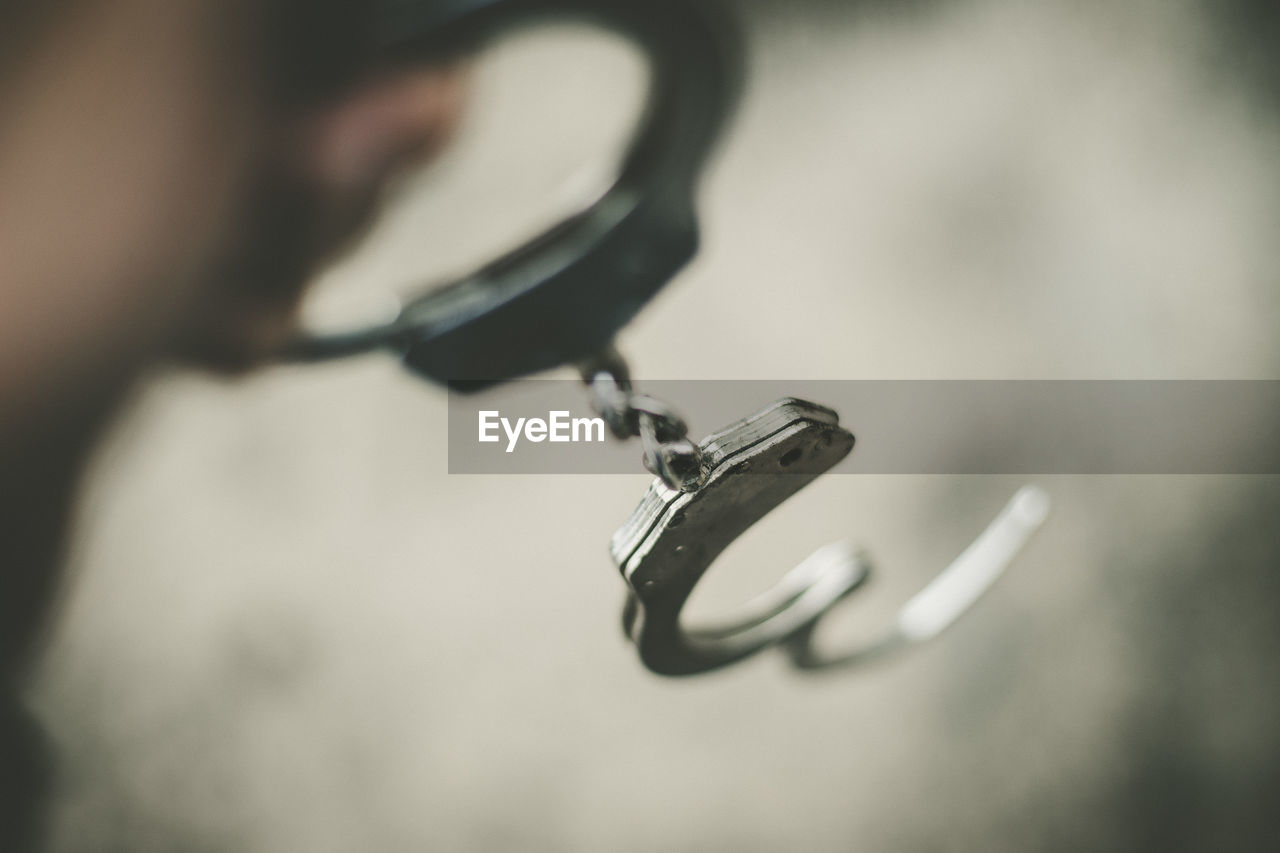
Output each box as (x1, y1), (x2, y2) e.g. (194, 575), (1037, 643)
(580, 348), (707, 493)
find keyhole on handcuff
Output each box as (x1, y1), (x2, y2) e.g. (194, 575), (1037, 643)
(778, 447), (803, 467)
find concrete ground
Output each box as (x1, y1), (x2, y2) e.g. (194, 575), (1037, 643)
(29, 0), (1280, 850)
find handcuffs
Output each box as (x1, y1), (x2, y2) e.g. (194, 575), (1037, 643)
(283, 0), (1049, 676)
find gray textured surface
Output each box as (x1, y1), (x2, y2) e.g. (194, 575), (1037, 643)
(30, 0), (1280, 850)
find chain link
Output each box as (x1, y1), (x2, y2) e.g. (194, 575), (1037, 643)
(580, 348), (707, 493)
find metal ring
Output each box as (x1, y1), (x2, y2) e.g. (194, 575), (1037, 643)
(629, 395), (689, 441)
(638, 419), (705, 492)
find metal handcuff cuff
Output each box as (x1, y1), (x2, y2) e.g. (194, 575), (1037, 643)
(284, 0), (1050, 676)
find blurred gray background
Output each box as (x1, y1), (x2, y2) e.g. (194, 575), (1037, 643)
(29, 0), (1280, 849)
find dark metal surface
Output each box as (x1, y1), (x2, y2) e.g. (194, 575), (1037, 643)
(609, 398), (1050, 676)
(285, 0), (742, 390)
(611, 398), (865, 676)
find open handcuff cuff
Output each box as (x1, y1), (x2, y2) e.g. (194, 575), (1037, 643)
(284, 0), (1049, 676)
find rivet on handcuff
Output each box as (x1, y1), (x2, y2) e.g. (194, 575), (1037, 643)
(281, 0), (1050, 677)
